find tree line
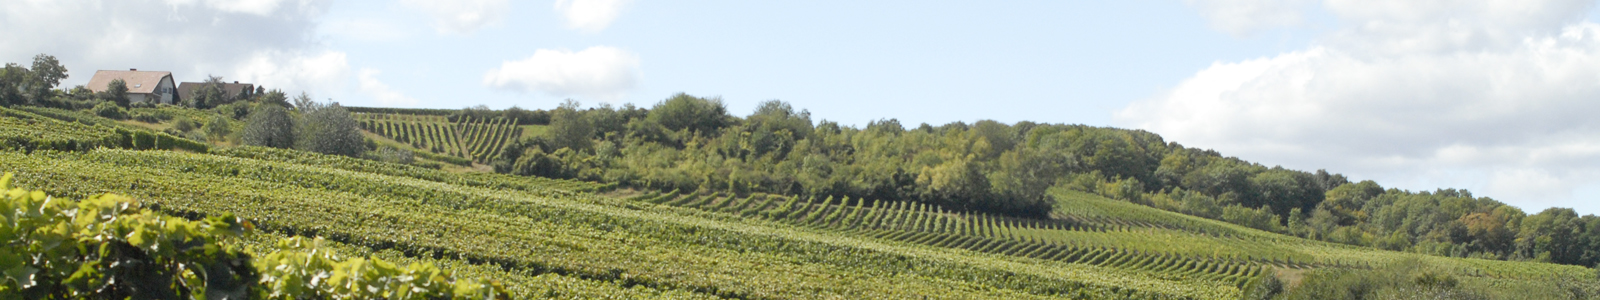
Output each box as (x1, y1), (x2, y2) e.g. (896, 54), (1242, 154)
(488, 93), (1600, 267)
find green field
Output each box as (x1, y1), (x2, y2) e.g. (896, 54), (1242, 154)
(0, 106), (1593, 299)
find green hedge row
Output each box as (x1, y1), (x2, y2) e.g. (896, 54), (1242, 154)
(0, 106), (208, 153)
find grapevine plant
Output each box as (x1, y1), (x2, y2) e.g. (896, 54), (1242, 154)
(0, 173), (507, 299)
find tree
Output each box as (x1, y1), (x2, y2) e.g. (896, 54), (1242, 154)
(546, 100), (595, 151)
(295, 102), (364, 157)
(1248, 168), (1325, 217)
(106, 78), (130, 107)
(588, 103), (627, 138)
(189, 75), (225, 109)
(28, 54), (66, 87)
(970, 120), (1015, 158)
(743, 100), (813, 158)
(27, 54), (67, 102)
(241, 104), (295, 148)
(0, 64), (28, 106)
(646, 93), (731, 135)
(259, 89), (290, 108)
(292, 92), (316, 111)
(919, 158), (991, 211)
(989, 147), (1071, 211)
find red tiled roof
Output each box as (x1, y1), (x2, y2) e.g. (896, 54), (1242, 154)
(86, 70), (172, 94)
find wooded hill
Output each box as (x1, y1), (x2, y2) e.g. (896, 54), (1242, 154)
(441, 95), (1599, 270)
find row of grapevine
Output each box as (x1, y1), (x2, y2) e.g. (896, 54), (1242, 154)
(0, 106), (208, 153)
(455, 116), (519, 163)
(0, 148), (1239, 299)
(0, 121), (1589, 299)
(359, 118), (469, 157)
(638, 189), (1354, 281)
(213, 146), (615, 193)
(1, 110), (1584, 299)
(353, 113), (522, 164)
(862, 229), (1267, 288)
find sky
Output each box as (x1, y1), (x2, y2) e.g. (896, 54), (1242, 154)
(3, 0), (1600, 215)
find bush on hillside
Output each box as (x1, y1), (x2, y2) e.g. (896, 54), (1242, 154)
(241, 104), (295, 149)
(172, 117), (197, 132)
(295, 103), (363, 157)
(90, 101), (126, 120)
(131, 112), (159, 123)
(204, 114), (231, 143)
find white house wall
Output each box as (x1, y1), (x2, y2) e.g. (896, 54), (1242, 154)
(156, 77), (175, 104)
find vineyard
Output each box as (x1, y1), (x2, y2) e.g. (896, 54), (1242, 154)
(626, 188), (1595, 297)
(354, 113), (521, 163)
(0, 108), (1592, 299)
(632, 190), (1275, 286)
(0, 148), (1250, 299)
(0, 106), (208, 153)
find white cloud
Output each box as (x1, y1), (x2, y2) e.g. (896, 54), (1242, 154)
(1121, 0), (1600, 212)
(401, 0), (508, 34)
(554, 0), (629, 33)
(233, 50), (351, 97)
(1184, 0), (1315, 37)
(183, 0), (294, 15)
(322, 18), (410, 42)
(1321, 0), (1596, 56)
(0, 0), (342, 95)
(483, 46), (641, 101)
(357, 68), (419, 106)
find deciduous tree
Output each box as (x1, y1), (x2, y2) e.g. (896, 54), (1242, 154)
(106, 78), (129, 107)
(241, 104), (295, 148)
(295, 102), (364, 157)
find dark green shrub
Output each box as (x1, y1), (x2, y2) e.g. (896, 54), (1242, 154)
(91, 101), (127, 120)
(173, 117), (197, 132)
(132, 112), (160, 123)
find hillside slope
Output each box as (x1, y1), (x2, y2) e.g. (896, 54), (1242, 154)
(0, 105), (1592, 299)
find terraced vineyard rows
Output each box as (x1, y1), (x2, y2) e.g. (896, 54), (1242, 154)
(355, 113), (521, 163)
(356, 114), (463, 156)
(0, 106), (207, 153)
(0, 148), (1242, 299)
(633, 190), (1273, 288)
(1, 110), (1590, 299)
(627, 188), (1592, 294)
(212, 145), (615, 193)
(455, 116), (518, 162)
(229, 231), (717, 299)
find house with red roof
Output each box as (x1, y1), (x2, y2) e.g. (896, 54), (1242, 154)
(86, 69), (177, 104)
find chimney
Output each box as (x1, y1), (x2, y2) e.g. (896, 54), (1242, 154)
(129, 68), (137, 71)
(233, 81), (239, 84)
